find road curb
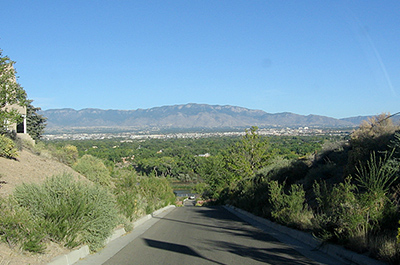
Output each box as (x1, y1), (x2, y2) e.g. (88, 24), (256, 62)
(48, 205), (176, 265)
(224, 205), (386, 265)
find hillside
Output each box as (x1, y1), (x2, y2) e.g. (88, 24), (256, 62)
(39, 103), (358, 132)
(0, 150), (83, 198)
(0, 149), (85, 265)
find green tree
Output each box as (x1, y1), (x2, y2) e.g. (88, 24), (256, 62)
(199, 154), (232, 198)
(0, 50), (27, 134)
(225, 126), (270, 181)
(26, 100), (47, 141)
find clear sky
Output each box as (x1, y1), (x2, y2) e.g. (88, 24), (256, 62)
(1, 0), (399, 118)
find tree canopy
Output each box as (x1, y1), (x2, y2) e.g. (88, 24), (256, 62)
(0, 50), (27, 134)
(26, 99), (47, 140)
(0, 50), (46, 139)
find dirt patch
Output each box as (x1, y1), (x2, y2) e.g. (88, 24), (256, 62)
(0, 242), (70, 265)
(0, 149), (85, 264)
(0, 150), (84, 197)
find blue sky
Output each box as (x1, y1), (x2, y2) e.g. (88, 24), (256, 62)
(1, 1), (399, 118)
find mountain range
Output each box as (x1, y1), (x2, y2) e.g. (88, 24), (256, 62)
(38, 103), (389, 132)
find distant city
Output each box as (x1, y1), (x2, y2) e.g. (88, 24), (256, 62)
(42, 127), (352, 141)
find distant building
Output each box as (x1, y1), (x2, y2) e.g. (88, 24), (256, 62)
(3, 103), (34, 145)
(4, 103), (26, 133)
(197, 153), (210, 157)
(1, 65), (34, 144)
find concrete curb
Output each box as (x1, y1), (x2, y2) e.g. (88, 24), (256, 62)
(224, 205), (387, 265)
(47, 246), (90, 265)
(48, 205), (176, 265)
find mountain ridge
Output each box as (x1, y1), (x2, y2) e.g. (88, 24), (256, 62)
(38, 103), (386, 131)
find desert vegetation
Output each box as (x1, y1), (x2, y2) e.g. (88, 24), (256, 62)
(2, 60), (400, 264)
(200, 115), (400, 264)
(0, 135), (176, 255)
(38, 114), (400, 262)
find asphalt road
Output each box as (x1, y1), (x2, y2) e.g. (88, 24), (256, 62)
(77, 203), (344, 265)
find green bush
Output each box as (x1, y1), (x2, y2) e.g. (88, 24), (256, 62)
(13, 174), (120, 251)
(53, 144), (79, 166)
(0, 134), (18, 159)
(114, 170), (141, 221)
(313, 178), (364, 244)
(0, 197), (46, 253)
(255, 156), (291, 182)
(139, 176), (176, 214)
(355, 150), (399, 197)
(73, 154), (111, 186)
(114, 169), (175, 221)
(268, 180), (313, 229)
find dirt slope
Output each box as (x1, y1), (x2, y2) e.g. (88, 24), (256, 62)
(0, 149), (83, 197)
(0, 149), (85, 265)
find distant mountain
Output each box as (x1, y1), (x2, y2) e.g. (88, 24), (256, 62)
(340, 114), (400, 125)
(39, 103), (370, 132)
(339, 116), (373, 125)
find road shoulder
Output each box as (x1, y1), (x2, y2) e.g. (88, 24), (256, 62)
(49, 205), (176, 265)
(224, 205), (386, 265)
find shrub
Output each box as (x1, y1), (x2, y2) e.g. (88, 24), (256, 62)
(13, 174), (120, 251)
(0, 197), (46, 253)
(0, 134), (17, 159)
(139, 176), (176, 214)
(114, 169), (175, 221)
(371, 231), (400, 264)
(53, 144), (79, 166)
(355, 150), (399, 197)
(347, 113), (399, 175)
(255, 156), (291, 182)
(73, 154), (111, 186)
(313, 178), (368, 243)
(268, 180), (313, 229)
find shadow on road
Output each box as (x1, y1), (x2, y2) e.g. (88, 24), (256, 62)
(154, 206), (279, 243)
(205, 239), (318, 265)
(153, 207), (254, 236)
(143, 238), (225, 265)
(154, 206), (320, 264)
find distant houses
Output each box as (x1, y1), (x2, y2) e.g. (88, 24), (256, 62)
(3, 104), (34, 145)
(1, 65), (34, 144)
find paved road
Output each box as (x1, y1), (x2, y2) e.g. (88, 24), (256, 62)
(77, 204), (344, 265)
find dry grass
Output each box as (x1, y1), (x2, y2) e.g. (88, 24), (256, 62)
(369, 232), (400, 264)
(0, 149), (84, 197)
(0, 148), (84, 264)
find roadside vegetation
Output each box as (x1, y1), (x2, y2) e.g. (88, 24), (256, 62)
(2, 112), (400, 263)
(0, 51), (176, 256)
(37, 115), (399, 263)
(2, 52), (400, 263)
(200, 115), (400, 264)
(0, 148), (176, 253)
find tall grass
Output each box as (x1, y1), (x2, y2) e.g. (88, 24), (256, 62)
(0, 197), (46, 253)
(13, 174), (120, 251)
(355, 150), (399, 196)
(313, 149), (400, 259)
